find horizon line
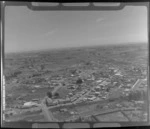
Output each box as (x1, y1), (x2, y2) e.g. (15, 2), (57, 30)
(5, 41), (147, 55)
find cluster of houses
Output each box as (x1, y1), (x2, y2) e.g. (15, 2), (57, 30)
(5, 62), (147, 121)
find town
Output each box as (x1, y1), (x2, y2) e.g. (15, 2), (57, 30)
(4, 43), (148, 122)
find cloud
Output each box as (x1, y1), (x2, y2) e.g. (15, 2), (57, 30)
(96, 18), (104, 23)
(44, 29), (58, 36)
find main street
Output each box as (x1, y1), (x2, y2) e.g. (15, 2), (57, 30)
(40, 102), (56, 121)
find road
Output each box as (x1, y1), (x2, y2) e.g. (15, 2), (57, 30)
(52, 84), (62, 95)
(35, 100), (56, 121)
(90, 107), (142, 117)
(40, 103), (55, 121)
(65, 107), (142, 122)
(131, 79), (143, 90)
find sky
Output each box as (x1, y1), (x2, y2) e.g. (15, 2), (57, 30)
(5, 4), (148, 53)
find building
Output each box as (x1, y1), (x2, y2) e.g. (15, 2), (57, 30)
(43, 96), (53, 106)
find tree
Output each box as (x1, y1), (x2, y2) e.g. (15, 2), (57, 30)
(106, 87), (110, 92)
(47, 91), (52, 98)
(62, 83), (65, 86)
(76, 78), (83, 85)
(54, 92), (59, 98)
(41, 65), (45, 71)
(85, 62), (90, 65)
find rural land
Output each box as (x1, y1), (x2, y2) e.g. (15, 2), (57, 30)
(4, 43), (148, 122)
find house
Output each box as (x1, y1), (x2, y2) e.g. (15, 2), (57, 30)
(113, 82), (117, 85)
(68, 93), (73, 97)
(94, 92), (100, 96)
(23, 101), (38, 108)
(33, 85), (41, 88)
(32, 98), (39, 102)
(65, 98), (71, 103)
(116, 103), (122, 108)
(96, 79), (102, 83)
(82, 97), (88, 101)
(43, 96), (53, 106)
(87, 95), (96, 100)
(57, 99), (65, 104)
(95, 86), (100, 91)
(101, 81), (110, 86)
(114, 69), (119, 73)
(124, 89), (130, 92)
(115, 73), (123, 76)
(101, 96), (106, 99)
(60, 108), (68, 112)
(52, 100), (58, 105)
(70, 111), (78, 115)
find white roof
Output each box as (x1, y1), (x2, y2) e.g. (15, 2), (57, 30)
(23, 101), (37, 107)
(96, 80), (102, 83)
(34, 85), (41, 88)
(124, 89), (130, 91)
